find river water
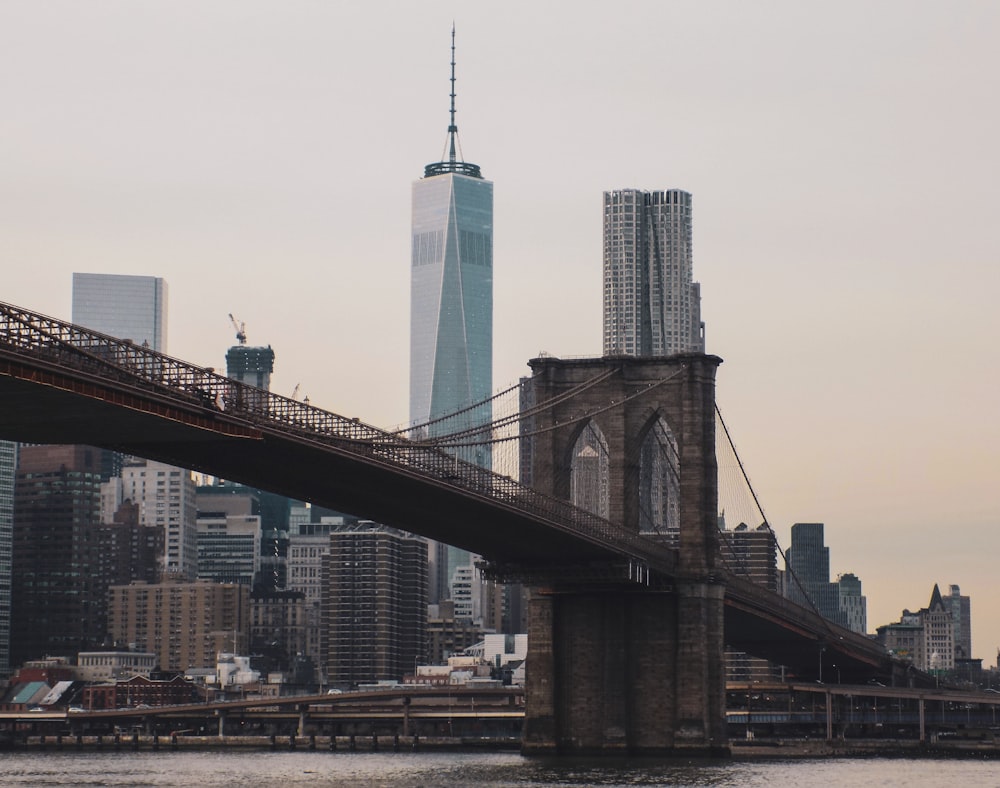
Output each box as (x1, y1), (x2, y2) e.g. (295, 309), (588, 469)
(3, 750), (999, 787)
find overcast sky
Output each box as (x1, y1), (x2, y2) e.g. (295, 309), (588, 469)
(2, 1), (998, 658)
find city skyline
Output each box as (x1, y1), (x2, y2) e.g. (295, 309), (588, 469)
(2, 3), (997, 658)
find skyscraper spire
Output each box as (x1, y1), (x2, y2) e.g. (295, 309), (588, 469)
(448, 23), (458, 164)
(425, 25), (482, 179)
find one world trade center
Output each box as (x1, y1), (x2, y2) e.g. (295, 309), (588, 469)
(409, 27), (493, 602)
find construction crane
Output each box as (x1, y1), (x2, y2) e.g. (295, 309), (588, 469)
(291, 383), (300, 400)
(228, 313), (247, 345)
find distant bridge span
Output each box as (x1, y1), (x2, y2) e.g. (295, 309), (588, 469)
(0, 302), (901, 704)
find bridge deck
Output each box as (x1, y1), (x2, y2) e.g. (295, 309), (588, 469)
(0, 364), (637, 568)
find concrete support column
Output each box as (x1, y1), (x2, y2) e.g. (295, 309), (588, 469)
(551, 592), (630, 754)
(523, 590), (557, 754)
(674, 581), (727, 752)
(825, 692), (833, 740)
(624, 593), (676, 753)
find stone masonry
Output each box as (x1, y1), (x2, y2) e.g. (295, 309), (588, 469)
(521, 354), (728, 756)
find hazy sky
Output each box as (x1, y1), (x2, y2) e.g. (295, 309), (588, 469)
(2, 2), (998, 658)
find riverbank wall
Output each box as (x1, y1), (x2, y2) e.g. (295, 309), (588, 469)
(11, 733), (1000, 759)
(11, 732), (522, 753)
(731, 737), (1000, 759)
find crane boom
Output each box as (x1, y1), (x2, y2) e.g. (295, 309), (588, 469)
(228, 313), (247, 345)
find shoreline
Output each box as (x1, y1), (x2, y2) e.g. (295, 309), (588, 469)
(8, 733), (522, 753)
(9, 734), (1000, 759)
(730, 738), (1000, 759)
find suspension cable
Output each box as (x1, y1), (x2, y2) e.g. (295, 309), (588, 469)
(392, 377), (526, 436)
(427, 365), (689, 448)
(411, 367), (619, 445)
(715, 403), (836, 634)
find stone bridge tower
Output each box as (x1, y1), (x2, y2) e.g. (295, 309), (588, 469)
(520, 353), (727, 756)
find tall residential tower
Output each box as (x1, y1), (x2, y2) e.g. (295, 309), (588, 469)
(122, 459), (198, 579)
(11, 445), (103, 665)
(410, 28), (492, 602)
(602, 189), (704, 357)
(320, 522), (427, 685)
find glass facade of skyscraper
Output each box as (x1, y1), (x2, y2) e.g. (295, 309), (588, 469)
(411, 171), (493, 604)
(72, 273), (167, 352)
(72, 272), (168, 481)
(785, 522), (842, 622)
(410, 172), (494, 470)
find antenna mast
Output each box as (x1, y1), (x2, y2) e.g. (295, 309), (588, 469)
(423, 24), (482, 179)
(448, 23), (457, 163)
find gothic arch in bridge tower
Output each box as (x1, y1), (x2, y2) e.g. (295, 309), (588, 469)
(568, 419), (610, 519)
(636, 411), (681, 539)
(525, 357), (713, 541)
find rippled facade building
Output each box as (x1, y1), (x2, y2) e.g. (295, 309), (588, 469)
(602, 188), (704, 357)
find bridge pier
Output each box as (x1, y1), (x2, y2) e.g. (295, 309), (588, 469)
(523, 581), (726, 756)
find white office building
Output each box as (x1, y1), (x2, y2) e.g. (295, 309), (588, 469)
(122, 459), (198, 579)
(287, 531), (330, 672)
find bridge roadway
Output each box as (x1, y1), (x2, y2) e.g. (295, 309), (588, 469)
(9, 684), (1000, 742)
(0, 301), (895, 682)
(0, 687), (524, 736)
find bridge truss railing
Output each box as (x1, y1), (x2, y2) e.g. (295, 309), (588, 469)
(724, 572), (888, 665)
(0, 301), (676, 574)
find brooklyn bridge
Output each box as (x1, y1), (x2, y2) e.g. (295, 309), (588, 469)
(0, 300), (905, 756)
